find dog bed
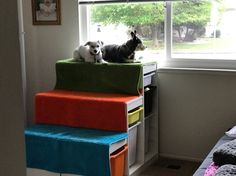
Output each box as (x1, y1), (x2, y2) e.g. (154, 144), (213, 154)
(193, 135), (234, 176)
(204, 162), (219, 176)
(213, 139), (236, 166)
(214, 164), (236, 176)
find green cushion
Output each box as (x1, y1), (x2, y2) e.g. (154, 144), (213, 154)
(55, 58), (143, 95)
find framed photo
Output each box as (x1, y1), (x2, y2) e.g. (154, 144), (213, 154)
(31, 0), (61, 25)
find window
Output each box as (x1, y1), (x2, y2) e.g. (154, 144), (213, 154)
(79, 1), (165, 60)
(172, 0), (236, 60)
(79, 0), (236, 69)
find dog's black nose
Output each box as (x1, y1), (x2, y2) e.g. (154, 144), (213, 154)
(94, 49), (97, 53)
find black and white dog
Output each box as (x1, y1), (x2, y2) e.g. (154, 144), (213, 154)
(73, 40), (107, 63)
(102, 31), (146, 63)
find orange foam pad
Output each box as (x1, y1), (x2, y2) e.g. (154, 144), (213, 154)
(35, 90), (139, 131)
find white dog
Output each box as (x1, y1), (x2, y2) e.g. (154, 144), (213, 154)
(73, 41), (107, 63)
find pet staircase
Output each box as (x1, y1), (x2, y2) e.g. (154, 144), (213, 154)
(25, 58), (158, 176)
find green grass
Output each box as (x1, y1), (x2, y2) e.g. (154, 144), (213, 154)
(143, 40), (164, 50)
(144, 37), (236, 52)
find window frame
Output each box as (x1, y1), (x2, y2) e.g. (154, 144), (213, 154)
(78, 1), (236, 70)
(164, 1), (236, 70)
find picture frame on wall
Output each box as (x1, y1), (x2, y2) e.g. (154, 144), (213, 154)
(31, 0), (61, 25)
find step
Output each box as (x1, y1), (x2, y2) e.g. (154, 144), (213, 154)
(55, 59), (143, 95)
(25, 124), (128, 176)
(35, 90), (142, 131)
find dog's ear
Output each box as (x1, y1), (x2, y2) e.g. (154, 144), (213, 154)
(131, 31), (137, 39)
(84, 41), (91, 46)
(131, 31), (135, 38)
(98, 40), (104, 46)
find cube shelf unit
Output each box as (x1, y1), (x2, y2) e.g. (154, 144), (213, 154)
(26, 62), (158, 176)
(128, 63), (158, 176)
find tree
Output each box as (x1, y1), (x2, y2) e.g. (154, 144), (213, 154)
(173, 0), (212, 41)
(91, 3), (164, 45)
(91, 1), (212, 44)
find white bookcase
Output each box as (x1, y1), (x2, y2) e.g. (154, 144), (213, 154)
(128, 62), (158, 176)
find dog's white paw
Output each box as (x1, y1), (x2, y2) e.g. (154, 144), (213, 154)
(73, 50), (80, 60)
(100, 59), (108, 64)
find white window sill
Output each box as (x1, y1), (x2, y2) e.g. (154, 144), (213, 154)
(158, 66), (236, 74)
(159, 57), (236, 71)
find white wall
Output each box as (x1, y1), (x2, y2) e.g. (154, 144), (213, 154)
(158, 69), (236, 161)
(22, 0), (79, 124)
(0, 1), (26, 175)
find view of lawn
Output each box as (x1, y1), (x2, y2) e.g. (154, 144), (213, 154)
(144, 37), (236, 53)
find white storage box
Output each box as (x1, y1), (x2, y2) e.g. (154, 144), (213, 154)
(128, 122), (140, 166)
(143, 72), (155, 87)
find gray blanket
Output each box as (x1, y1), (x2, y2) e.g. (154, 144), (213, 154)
(213, 139), (236, 166)
(215, 164), (236, 176)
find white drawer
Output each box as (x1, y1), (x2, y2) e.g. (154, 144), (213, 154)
(143, 64), (157, 75)
(143, 72), (155, 87)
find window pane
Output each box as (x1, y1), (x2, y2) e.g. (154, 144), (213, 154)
(172, 0), (236, 59)
(88, 2), (165, 60)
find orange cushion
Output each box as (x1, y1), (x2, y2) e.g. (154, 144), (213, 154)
(35, 90), (139, 131)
